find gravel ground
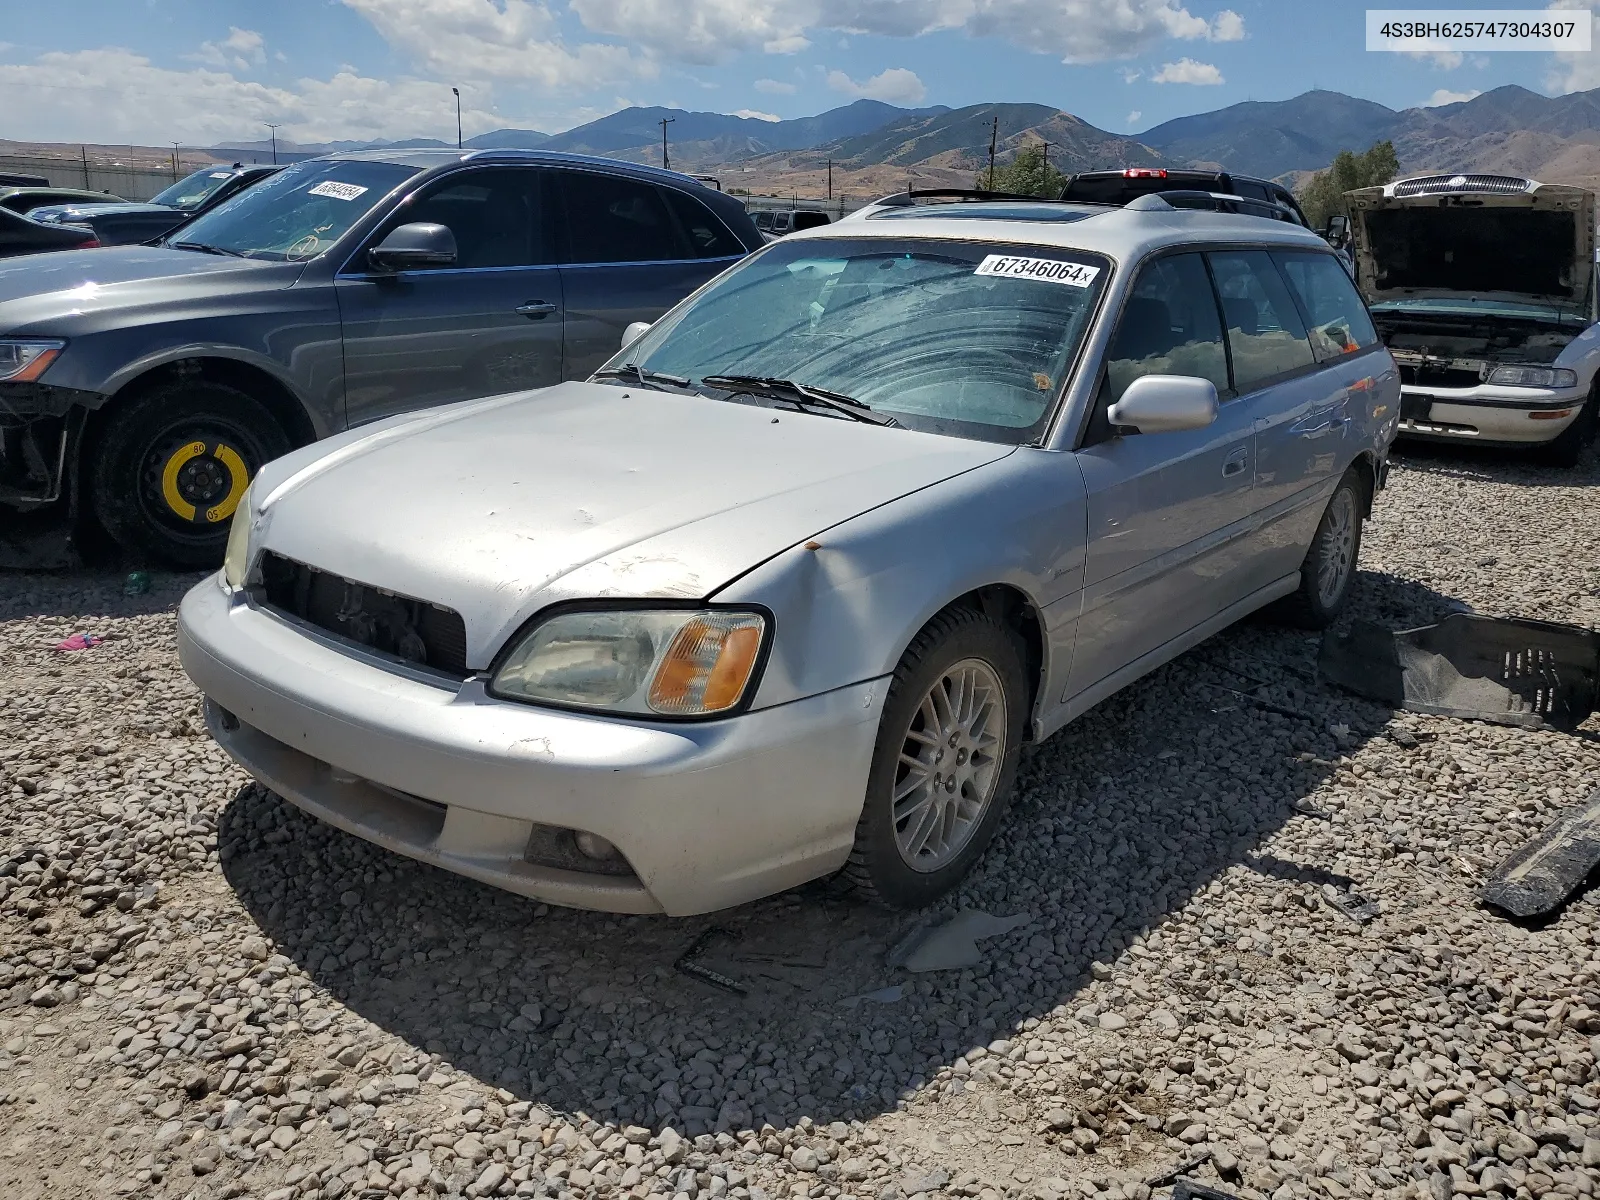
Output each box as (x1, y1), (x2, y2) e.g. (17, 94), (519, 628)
(4, 443), (1600, 1200)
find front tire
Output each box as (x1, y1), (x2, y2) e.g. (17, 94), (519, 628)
(89, 381), (290, 568)
(1544, 394), (1596, 469)
(842, 606), (1027, 909)
(1273, 467), (1366, 629)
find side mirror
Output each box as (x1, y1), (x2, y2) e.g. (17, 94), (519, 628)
(1322, 214), (1350, 245)
(368, 222), (456, 272)
(1107, 374), (1218, 434)
(622, 320), (652, 349)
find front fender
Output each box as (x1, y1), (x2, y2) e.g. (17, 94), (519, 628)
(717, 447), (1089, 725)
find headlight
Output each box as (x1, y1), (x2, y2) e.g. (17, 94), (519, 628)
(221, 483), (255, 590)
(0, 339), (65, 383)
(1486, 365), (1578, 388)
(492, 608), (767, 717)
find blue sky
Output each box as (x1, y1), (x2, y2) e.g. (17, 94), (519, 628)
(2, 0), (1598, 147)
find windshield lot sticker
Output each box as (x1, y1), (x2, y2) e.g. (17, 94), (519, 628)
(975, 255), (1100, 287)
(307, 181), (369, 201)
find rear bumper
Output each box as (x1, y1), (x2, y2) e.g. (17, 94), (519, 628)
(1397, 384), (1585, 446)
(178, 578), (886, 915)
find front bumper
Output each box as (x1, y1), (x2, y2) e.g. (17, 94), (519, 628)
(178, 579), (886, 916)
(1396, 384), (1585, 446)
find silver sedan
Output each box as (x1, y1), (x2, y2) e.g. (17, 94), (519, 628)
(179, 195), (1398, 915)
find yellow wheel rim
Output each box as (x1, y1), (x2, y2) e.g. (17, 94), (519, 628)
(160, 440), (251, 524)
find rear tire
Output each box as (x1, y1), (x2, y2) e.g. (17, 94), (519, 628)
(1272, 467), (1367, 630)
(1543, 394), (1597, 469)
(842, 606), (1027, 909)
(89, 381), (290, 568)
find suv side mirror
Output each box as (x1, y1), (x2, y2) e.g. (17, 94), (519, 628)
(1107, 375), (1218, 434)
(622, 320), (652, 349)
(368, 222), (456, 272)
(1323, 214), (1350, 246)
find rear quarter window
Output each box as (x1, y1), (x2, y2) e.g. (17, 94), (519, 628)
(1274, 251), (1380, 361)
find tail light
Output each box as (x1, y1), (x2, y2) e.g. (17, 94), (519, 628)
(79, 237), (101, 249)
(1124, 168), (1168, 178)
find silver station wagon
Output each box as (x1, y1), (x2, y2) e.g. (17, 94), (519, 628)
(178, 191), (1400, 916)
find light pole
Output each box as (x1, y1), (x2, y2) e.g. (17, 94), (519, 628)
(659, 116), (675, 170)
(264, 123), (280, 165)
(170, 142), (181, 180)
(452, 87), (462, 149)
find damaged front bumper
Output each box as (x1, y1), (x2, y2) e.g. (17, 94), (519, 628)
(1395, 382), (1587, 446)
(0, 383), (100, 567)
(177, 577), (885, 916)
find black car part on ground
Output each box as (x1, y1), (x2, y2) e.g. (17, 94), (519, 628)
(1318, 612), (1600, 732)
(1481, 787), (1600, 918)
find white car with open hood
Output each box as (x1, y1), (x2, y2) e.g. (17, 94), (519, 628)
(1347, 173), (1600, 466)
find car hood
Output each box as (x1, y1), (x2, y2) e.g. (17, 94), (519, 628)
(28, 202), (177, 223)
(0, 245), (294, 332)
(1346, 181), (1595, 310)
(252, 380), (1014, 668)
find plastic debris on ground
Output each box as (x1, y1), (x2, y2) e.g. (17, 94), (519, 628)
(123, 571), (152, 596)
(1145, 1152), (1213, 1189)
(1319, 612), (1599, 732)
(1169, 1180), (1244, 1200)
(673, 926), (747, 996)
(54, 633), (102, 652)
(1481, 787), (1600, 919)
(840, 985), (905, 1008)
(1321, 883), (1380, 924)
(888, 910), (1030, 972)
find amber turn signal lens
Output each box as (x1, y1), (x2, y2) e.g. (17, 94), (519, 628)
(647, 614), (765, 715)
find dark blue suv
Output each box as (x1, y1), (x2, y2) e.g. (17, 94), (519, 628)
(0, 149), (763, 565)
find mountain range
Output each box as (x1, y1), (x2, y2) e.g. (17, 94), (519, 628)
(196, 83), (1600, 197)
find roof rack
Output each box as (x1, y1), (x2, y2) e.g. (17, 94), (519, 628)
(870, 187), (1052, 207)
(1144, 190), (1298, 222)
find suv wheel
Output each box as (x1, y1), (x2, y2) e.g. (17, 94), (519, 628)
(89, 381), (290, 568)
(1272, 468), (1367, 629)
(842, 606), (1026, 909)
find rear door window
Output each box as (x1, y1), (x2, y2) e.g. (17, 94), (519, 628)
(1206, 251), (1317, 391)
(661, 189), (742, 258)
(553, 171), (689, 265)
(1103, 252), (1230, 404)
(1273, 251), (1380, 361)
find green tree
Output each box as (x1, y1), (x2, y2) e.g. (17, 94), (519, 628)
(1298, 140), (1401, 229)
(976, 142), (1067, 198)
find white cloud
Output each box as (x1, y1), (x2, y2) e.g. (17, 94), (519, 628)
(1425, 87), (1481, 106)
(1405, 48), (1464, 69)
(1209, 9), (1245, 40)
(1127, 109), (1142, 126)
(825, 66), (927, 103)
(192, 26), (267, 70)
(1152, 56), (1223, 84)
(570, 0), (811, 64)
(342, 0), (649, 87)
(565, 0), (1243, 67)
(755, 77), (797, 93)
(0, 47), (512, 144)
(1546, 1), (1600, 91)
(1121, 67), (1142, 82)
(733, 108), (782, 121)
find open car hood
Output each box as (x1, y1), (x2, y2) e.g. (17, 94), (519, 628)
(1346, 179), (1595, 311)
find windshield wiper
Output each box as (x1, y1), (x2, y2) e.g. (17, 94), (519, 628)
(169, 241), (246, 258)
(700, 374), (899, 427)
(591, 364), (696, 392)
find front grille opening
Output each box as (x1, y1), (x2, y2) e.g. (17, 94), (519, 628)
(257, 551), (470, 678)
(1400, 363), (1484, 389)
(524, 824), (639, 879)
(1392, 174), (1530, 197)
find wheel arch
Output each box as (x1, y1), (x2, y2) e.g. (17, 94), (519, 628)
(903, 583), (1049, 741)
(91, 353), (320, 452)
(1347, 450), (1379, 518)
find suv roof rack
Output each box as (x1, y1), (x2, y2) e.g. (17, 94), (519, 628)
(869, 187), (1052, 207)
(1136, 189), (1299, 222)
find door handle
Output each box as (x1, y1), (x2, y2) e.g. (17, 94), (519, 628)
(1298, 416), (1349, 440)
(1222, 448), (1249, 478)
(515, 301), (558, 319)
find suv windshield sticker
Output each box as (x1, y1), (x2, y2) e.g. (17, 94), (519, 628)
(975, 254), (1100, 288)
(307, 181), (369, 202)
